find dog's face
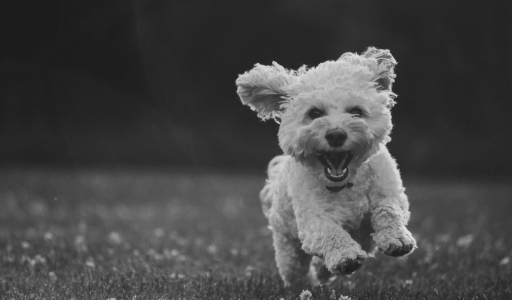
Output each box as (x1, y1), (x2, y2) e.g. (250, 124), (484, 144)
(237, 47), (397, 193)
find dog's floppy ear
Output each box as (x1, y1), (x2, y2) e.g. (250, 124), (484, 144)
(236, 62), (294, 121)
(362, 47), (397, 92)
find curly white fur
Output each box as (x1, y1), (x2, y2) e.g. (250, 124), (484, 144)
(236, 47), (417, 287)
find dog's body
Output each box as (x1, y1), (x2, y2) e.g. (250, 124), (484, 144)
(236, 47), (416, 286)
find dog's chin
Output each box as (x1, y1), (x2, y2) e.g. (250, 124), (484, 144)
(317, 151), (353, 193)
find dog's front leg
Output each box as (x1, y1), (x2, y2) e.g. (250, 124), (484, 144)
(367, 148), (417, 257)
(371, 200), (417, 256)
(295, 207), (367, 275)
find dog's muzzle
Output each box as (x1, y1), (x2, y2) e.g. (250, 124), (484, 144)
(317, 151), (353, 193)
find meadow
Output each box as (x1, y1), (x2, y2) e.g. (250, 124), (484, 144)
(0, 167), (510, 299)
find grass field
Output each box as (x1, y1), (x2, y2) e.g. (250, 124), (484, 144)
(0, 167), (511, 299)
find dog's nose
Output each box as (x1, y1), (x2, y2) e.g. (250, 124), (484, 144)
(325, 129), (347, 147)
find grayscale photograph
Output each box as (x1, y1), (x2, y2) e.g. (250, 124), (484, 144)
(1, 1), (511, 299)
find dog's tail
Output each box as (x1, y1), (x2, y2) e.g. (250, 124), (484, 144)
(259, 155), (287, 219)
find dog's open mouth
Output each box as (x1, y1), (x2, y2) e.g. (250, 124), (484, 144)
(317, 151), (353, 192)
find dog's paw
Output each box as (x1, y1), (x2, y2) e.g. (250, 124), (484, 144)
(325, 247), (367, 275)
(373, 227), (417, 257)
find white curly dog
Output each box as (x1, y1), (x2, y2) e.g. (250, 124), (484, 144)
(236, 47), (417, 286)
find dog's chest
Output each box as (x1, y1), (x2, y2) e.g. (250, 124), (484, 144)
(327, 188), (370, 230)
(284, 158), (373, 229)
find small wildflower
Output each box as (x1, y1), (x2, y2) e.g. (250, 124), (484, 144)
(339, 295), (351, 300)
(154, 228), (165, 238)
(21, 241), (30, 249)
(436, 233), (451, 243)
(456, 234), (474, 248)
(27, 258), (37, 271)
(207, 244), (217, 254)
(108, 232), (123, 245)
(29, 201), (48, 216)
(177, 254), (187, 262)
(148, 249), (163, 261)
(49, 271), (57, 283)
(44, 232), (54, 241)
(75, 235), (87, 252)
(34, 254), (46, 264)
(299, 290), (313, 300)
(75, 235), (85, 245)
(500, 256), (510, 265)
(245, 265), (255, 277)
(404, 279), (413, 286)
(163, 248), (180, 260)
(85, 258), (95, 268)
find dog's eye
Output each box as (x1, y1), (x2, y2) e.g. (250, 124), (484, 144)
(348, 107), (363, 117)
(308, 108), (324, 119)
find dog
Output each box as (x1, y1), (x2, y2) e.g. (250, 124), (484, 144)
(235, 47), (417, 286)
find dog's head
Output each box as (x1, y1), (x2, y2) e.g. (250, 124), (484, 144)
(236, 47), (397, 193)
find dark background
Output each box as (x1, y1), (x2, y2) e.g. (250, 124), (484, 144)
(1, 0), (511, 176)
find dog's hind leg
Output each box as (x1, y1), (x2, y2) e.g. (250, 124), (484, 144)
(260, 155), (288, 218)
(272, 231), (312, 287)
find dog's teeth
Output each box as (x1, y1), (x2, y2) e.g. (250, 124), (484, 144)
(327, 168), (344, 178)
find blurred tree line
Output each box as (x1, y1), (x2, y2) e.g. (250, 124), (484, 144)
(1, 0), (511, 175)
